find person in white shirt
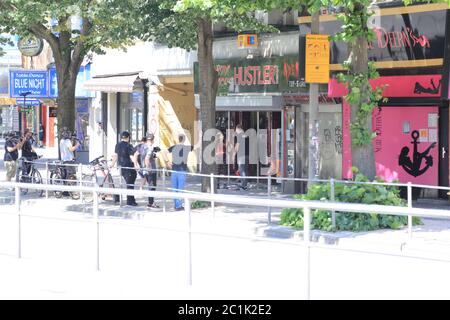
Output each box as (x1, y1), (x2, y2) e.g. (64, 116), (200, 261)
(60, 129), (79, 162)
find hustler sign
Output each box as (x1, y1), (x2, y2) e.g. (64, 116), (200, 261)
(194, 56), (311, 95)
(232, 65), (279, 86)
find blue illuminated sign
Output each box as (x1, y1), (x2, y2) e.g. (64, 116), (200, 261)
(9, 70), (48, 98)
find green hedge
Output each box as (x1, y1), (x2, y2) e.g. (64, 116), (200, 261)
(191, 200), (209, 209)
(280, 170), (421, 232)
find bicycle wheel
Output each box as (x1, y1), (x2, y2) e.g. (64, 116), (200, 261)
(31, 169), (44, 197)
(100, 173), (115, 200)
(81, 174), (94, 203)
(67, 174), (80, 200)
(50, 171), (63, 198)
(19, 169), (29, 195)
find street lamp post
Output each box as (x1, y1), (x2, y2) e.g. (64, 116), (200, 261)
(18, 91), (32, 133)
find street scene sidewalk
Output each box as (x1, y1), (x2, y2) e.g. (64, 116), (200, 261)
(1, 194), (450, 299)
(1, 137), (450, 299)
(1, 174), (450, 299)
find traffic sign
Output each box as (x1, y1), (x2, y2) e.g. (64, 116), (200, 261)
(15, 98), (41, 106)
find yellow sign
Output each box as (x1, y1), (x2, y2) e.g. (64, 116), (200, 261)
(305, 34), (330, 84)
(237, 34), (258, 49)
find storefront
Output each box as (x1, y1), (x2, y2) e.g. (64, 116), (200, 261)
(300, 1), (450, 196)
(195, 56), (341, 192)
(119, 91), (145, 144)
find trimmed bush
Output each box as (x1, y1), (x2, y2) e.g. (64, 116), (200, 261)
(280, 169), (421, 232)
(191, 200), (209, 209)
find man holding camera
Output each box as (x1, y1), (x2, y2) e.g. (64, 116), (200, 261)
(60, 129), (80, 163)
(4, 131), (25, 182)
(144, 133), (161, 208)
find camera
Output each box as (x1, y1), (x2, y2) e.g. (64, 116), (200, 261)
(71, 132), (79, 142)
(151, 146), (161, 159)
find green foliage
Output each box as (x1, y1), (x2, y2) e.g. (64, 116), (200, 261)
(0, 0), (139, 54)
(280, 172), (422, 232)
(0, 35), (13, 57)
(337, 62), (386, 146)
(191, 200), (210, 209)
(0, 0), (142, 131)
(331, 0), (449, 147)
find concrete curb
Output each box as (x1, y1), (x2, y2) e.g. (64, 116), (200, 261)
(13, 197), (450, 260)
(255, 223), (450, 260)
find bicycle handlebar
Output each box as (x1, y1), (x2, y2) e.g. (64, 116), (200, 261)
(89, 155), (104, 165)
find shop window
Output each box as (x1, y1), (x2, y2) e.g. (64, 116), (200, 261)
(120, 92), (144, 145)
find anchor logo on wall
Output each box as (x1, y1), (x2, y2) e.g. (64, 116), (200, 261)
(398, 130), (436, 177)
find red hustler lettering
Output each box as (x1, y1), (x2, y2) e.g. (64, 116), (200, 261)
(234, 65), (279, 86)
(216, 64), (233, 87)
(283, 62), (299, 81)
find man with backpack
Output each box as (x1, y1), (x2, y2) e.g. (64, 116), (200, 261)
(144, 133), (161, 208)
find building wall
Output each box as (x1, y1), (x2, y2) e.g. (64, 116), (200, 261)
(159, 82), (196, 147)
(91, 41), (197, 77)
(213, 31), (299, 60)
(88, 93), (104, 161)
(106, 93), (117, 160)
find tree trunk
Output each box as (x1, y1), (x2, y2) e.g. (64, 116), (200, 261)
(56, 77), (77, 134)
(55, 40), (79, 134)
(349, 25), (376, 180)
(197, 18), (218, 193)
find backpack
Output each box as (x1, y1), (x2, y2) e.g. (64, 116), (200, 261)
(137, 144), (148, 167)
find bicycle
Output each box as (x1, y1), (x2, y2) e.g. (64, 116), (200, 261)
(81, 156), (116, 203)
(16, 154), (44, 197)
(49, 160), (80, 200)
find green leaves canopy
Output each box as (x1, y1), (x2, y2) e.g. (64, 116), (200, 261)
(0, 0), (141, 56)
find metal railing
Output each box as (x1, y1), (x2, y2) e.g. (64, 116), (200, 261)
(0, 180), (449, 299)
(11, 158), (450, 234)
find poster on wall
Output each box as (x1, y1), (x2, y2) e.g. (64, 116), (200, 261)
(372, 106), (439, 185)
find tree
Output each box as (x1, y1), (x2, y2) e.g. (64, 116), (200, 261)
(0, 36), (13, 57)
(0, 0), (139, 133)
(142, 0), (449, 186)
(332, 0), (448, 179)
(137, 0), (273, 192)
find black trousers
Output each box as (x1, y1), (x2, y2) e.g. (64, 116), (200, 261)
(146, 172), (157, 205)
(114, 168), (137, 204)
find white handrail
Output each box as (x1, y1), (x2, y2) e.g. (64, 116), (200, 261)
(1, 181), (449, 218)
(1, 179), (449, 300)
(16, 158), (450, 191)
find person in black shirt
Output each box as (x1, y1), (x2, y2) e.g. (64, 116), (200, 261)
(4, 131), (25, 182)
(38, 124), (45, 147)
(111, 131), (139, 206)
(163, 134), (193, 211)
(21, 129), (38, 176)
